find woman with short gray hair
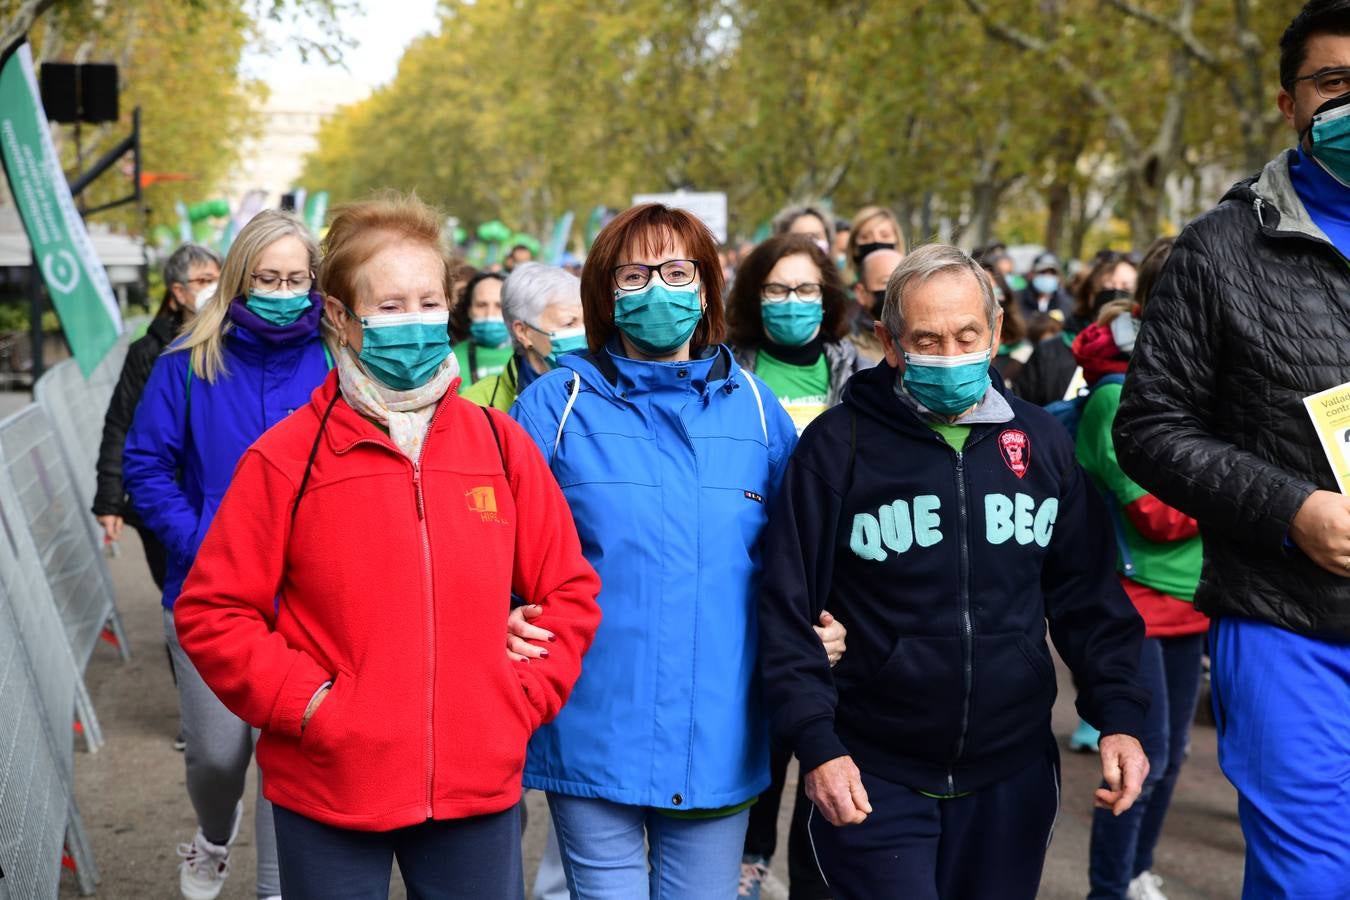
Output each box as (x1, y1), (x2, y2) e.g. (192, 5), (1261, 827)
(461, 261), (587, 411)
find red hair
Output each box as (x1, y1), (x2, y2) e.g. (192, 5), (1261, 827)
(580, 204), (726, 353)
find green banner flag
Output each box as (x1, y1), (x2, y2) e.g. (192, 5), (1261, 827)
(0, 39), (122, 376)
(304, 190), (329, 234)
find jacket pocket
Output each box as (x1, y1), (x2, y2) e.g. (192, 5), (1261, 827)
(299, 666), (352, 765)
(502, 658), (543, 734)
(967, 634), (1057, 759)
(836, 636), (965, 757)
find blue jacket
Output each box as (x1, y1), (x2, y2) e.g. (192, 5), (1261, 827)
(510, 341), (797, 810)
(758, 361), (1146, 796)
(123, 297), (330, 609)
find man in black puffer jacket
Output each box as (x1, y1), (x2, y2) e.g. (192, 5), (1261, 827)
(1113, 3), (1350, 895)
(93, 243), (220, 590)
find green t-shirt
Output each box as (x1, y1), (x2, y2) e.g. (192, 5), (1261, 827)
(755, 350), (829, 434)
(1075, 381), (1202, 601)
(453, 341), (514, 386)
(926, 420), (972, 452)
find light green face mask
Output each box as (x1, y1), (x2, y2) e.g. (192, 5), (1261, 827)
(1310, 95), (1350, 187)
(246, 290), (312, 326)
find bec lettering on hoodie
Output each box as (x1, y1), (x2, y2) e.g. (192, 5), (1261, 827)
(849, 492), (1058, 562)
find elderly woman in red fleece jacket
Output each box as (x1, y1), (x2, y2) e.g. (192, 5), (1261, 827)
(174, 194), (601, 900)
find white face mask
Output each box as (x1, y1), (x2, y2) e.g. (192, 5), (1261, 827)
(192, 284), (217, 311)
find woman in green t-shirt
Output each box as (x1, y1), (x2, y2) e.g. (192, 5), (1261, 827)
(451, 271), (514, 386)
(728, 233), (866, 437)
(726, 232), (864, 900)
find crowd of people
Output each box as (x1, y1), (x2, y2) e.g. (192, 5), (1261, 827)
(85, 2), (1350, 898)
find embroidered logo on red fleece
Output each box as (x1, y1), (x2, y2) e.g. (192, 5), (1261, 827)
(998, 429), (1030, 479)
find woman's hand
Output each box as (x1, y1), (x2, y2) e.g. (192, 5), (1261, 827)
(507, 604), (556, 662)
(301, 686), (329, 731)
(814, 610), (847, 667)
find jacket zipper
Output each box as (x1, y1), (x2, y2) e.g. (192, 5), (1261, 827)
(950, 448), (973, 796)
(414, 460), (434, 817)
(331, 395), (451, 818)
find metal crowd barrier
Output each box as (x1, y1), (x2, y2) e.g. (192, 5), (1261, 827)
(0, 575), (100, 896)
(0, 470), (102, 754)
(0, 405), (129, 674)
(33, 342), (131, 549)
(0, 323), (145, 896)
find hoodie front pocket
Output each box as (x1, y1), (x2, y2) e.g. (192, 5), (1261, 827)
(967, 634), (1058, 759)
(837, 636), (965, 752)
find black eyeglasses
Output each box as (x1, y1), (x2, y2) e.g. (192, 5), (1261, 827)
(612, 260), (698, 292)
(252, 271), (313, 292)
(1293, 67), (1350, 101)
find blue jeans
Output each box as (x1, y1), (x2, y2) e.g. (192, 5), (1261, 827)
(1211, 617), (1350, 899)
(547, 793), (750, 899)
(272, 804), (524, 900)
(1087, 633), (1204, 899)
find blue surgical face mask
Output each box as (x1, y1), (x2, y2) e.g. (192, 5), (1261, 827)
(355, 310), (452, 390)
(761, 295), (824, 347)
(527, 323), (587, 368)
(1309, 94), (1350, 187)
(247, 289), (312, 326)
(613, 282), (703, 356)
(469, 317), (510, 348)
(1032, 274), (1060, 296)
(901, 343), (993, 416)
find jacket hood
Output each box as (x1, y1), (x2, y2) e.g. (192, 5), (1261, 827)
(1223, 149), (1333, 245)
(1071, 323), (1130, 384)
(559, 339), (746, 402)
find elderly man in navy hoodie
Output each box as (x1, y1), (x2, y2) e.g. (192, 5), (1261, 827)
(758, 243), (1149, 900)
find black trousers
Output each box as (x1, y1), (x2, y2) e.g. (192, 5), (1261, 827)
(131, 521), (167, 591)
(273, 804), (525, 900)
(808, 742), (1061, 900)
(744, 744), (831, 899)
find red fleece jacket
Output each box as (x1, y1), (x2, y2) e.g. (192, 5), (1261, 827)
(175, 372), (601, 831)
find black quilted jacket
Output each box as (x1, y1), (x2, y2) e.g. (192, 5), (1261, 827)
(1114, 150), (1350, 638)
(92, 314), (180, 519)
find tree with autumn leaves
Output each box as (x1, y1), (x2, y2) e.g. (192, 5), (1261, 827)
(304, 0), (1302, 257)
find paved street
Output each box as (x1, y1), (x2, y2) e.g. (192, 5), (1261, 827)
(60, 530), (1244, 898)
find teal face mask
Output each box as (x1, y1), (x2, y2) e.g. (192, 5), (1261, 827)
(356, 310), (452, 390)
(901, 344), (992, 416)
(469, 317), (510, 348)
(761, 296), (824, 347)
(613, 282), (703, 356)
(527, 324), (587, 368)
(1309, 95), (1350, 187)
(246, 290), (312, 326)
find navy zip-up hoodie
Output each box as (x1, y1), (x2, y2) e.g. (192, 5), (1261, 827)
(758, 361), (1146, 796)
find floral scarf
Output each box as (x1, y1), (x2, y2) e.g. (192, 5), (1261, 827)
(336, 345), (460, 461)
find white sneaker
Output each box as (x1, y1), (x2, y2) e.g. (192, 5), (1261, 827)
(177, 829), (231, 900)
(1127, 870), (1168, 900)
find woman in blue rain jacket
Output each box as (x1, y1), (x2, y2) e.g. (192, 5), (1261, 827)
(510, 204), (799, 900)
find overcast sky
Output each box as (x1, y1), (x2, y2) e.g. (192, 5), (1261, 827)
(242, 0), (442, 96)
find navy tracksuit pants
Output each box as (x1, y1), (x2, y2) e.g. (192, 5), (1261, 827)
(808, 740), (1061, 900)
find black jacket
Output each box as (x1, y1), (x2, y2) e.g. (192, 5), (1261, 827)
(92, 314), (180, 518)
(1114, 150), (1350, 638)
(1012, 333), (1079, 406)
(759, 362), (1146, 796)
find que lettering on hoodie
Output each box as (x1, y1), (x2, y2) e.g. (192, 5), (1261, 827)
(848, 492), (1058, 562)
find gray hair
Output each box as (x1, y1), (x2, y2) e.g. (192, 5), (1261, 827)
(881, 244), (999, 341)
(501, 262), (581, 344)
(162, 243), (222, 287)
(771, 203), (835, 247)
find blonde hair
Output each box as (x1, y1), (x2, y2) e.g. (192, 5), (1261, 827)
(846, 204), (908, 275)
(171, 210), (320, 382)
